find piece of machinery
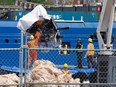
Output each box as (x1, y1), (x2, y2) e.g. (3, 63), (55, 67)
(96, 0), (116, 85)
(17, 5), (69, 48)
(96, 0), (115, 55)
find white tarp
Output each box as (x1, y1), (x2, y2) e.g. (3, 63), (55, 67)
(17, 5), (51, 31)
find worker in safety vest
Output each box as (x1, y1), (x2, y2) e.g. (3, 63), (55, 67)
(84, 38), (95, 68)
(27, 31), (42, 68)
(62, 63), (70, 74)
(75, 38), (83, 68)
(59, 44), (68, 55)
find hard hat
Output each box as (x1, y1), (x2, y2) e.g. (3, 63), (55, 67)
(88, 38), (92, 42)
(63, 63), (68, 68)
(30, 35), (34, 39)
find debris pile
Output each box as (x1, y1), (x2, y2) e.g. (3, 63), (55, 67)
(0, 73), (19, 87)
(0, 60), (80, 87)
(26, 60), (80, 87)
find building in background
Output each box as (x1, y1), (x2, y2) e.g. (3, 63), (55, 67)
(1, 0), (104, 10)
(15, 0), (38, 10)
(53, 0), (103, 6)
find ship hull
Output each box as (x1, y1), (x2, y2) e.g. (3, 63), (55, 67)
(0, 21), (116, 72)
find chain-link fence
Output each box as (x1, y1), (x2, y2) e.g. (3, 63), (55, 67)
(0, 48), (21, 87)
(23, 48), (116, 87)
(0, 47), (116, 87)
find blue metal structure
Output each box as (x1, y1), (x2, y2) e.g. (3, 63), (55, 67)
(0, 21), (116, 69)
(0, 20), (116, 82)
(15, 11), (100, 22)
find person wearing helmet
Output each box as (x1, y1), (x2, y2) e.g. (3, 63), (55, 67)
(74, 38), (83, 68)
(30, 35), (34, 39)
(27, 31), (42, 68)
(62, 63), (70, 74)
(84, 38), (95, 68)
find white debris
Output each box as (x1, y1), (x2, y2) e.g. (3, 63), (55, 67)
(0, 73), (19, 87)
(26, 60), (80, 87)
(0, 60), (80, 87)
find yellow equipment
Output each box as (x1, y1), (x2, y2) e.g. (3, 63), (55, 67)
(30, 35), (34, 39)
(88, 38), (92, 42)
(63, 63), (68, 68)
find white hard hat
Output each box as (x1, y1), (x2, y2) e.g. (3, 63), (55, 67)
(30, 35), (34, 39)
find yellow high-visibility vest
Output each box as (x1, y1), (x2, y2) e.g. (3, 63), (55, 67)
(88, 43), (94, 55)
(63, 50), (67, 54)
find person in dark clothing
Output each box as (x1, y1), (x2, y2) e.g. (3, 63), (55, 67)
(75, 38), (83, 68)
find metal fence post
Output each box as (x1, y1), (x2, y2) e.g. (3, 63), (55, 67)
(24, 33), (28, 87)
(19, 30), (24, 87)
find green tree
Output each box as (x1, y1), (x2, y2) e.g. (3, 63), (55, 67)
(0, 0), (15, 5)
(27, 0), (45, 4)
(69, 0), (74, 5)
(27, 0), (54, 5)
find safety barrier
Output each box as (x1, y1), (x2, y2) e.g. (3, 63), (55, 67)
(0, 48), (21, 87)
(0, 47), (116, 87)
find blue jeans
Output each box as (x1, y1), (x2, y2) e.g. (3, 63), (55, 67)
(87, 55), (95, 68)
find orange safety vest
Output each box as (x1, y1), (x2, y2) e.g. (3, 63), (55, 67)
(88, 43), (94, 55)
(27, 31), (41, 48)
(62, 70), (70, 74)
(27, 39), (38, 48)
(35, 31), (42, 37)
